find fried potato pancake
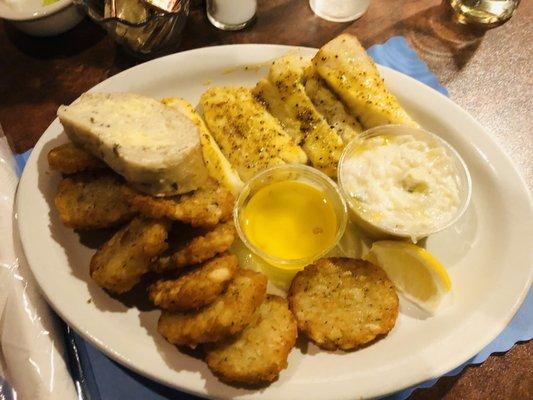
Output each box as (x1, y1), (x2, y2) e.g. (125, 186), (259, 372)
(154, 221), (236, 273)
(122, 182), (234, 228)
(206, 295), (297, 385)
(48, 143), (106, 174)
(55, 173), (136, 230)
(90, 217), (169, 293)
(149, 254), (238, 311)
(288, 257), (398, 351)
(158, 269), (267, 347)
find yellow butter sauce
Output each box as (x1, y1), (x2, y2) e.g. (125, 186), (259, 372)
(241, 180), (338, 263)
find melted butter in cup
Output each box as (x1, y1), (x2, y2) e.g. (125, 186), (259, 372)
(234, 164), (347, 272)
(241, 180), (338, 262)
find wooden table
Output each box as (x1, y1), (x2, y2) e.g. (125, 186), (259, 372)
(1, 1), (531, 399)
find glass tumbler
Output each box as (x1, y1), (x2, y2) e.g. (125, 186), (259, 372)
(309, 0), (370, 22)
(449, 0), (520, 27)
(206, 0), (257, 30)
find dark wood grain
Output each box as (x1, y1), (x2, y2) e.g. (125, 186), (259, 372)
(1, 1), (531, 399)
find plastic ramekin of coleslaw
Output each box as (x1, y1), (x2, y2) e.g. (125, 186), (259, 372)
(338, 124), (471, 243)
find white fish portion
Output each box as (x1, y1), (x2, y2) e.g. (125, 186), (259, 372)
(260, 55), (344, 178)
(313, 34), (418, 129)
(304, 69), (363, 144)
(201, 86), (307, 182)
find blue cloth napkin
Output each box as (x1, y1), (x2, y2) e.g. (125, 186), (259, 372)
(13, 36), (531, 400)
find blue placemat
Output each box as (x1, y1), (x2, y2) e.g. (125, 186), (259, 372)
(13, 36), (531, 400)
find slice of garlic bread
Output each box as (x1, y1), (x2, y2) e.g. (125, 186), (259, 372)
(200, 87), (307, 182)
(313, 34), (418, 129)
(162, 97), (244, 196)
(57, 92), (209, 196)
(304, 69), (363, 144)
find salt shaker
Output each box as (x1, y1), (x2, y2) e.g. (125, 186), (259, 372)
(206, 0), (257, 30)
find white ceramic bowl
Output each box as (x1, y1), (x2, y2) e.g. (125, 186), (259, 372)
(0, 0), (84, 36)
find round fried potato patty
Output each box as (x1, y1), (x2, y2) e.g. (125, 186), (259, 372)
(288, 257), (398, 351)
(90, 217), (169, 293)
(149, 254), (238, 311)
(55, 173), (134, 230)
(122, 181), (234, 228)
(48, 142), (106, 174)
(158, 269), (267, 347)
(206, 295), (297, 385)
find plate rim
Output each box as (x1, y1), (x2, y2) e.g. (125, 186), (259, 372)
(16, 43), (533, 400)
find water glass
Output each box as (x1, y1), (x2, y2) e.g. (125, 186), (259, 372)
(449, 0), (520, 27)
(309, 0), (370, 22)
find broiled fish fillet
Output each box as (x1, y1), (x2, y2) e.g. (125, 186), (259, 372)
(265, 55), (344, 177)
(304, 69), (363, 144)
(313, 34), (418, 129)
(162, 97), (244, 196)
(201, 87), (307, 182)
(253, 78), (303, 142)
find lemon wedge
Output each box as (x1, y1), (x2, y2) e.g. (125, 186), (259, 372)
(365, 240), (451, 313)
(162, 97), (244, 196)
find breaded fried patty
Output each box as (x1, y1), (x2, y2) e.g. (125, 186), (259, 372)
(158, 269), (267, 347)
(154, 221), (236, 273)
(55, 173), (135, 230)
(48, 142), (106, 174)
(288, 257), (398, 351)
(122, 181), (234, 228)
(149, 254), (238, 311)
(206, 295), (297, 385)
(90, 217), (169, 293)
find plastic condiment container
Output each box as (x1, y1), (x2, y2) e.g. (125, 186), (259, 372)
(234, 164), (347, 271)
(337, 125), (472, 242)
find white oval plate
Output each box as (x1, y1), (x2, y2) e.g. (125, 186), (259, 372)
(16, 45), (532, 400)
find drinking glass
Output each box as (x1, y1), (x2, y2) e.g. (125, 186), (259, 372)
(309, 0), (370, 22)
(449, 0), (520, 27)
(206, 0), (256, 30)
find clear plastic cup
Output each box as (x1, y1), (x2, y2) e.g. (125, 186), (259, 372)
(234, 164), (347, 271)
